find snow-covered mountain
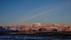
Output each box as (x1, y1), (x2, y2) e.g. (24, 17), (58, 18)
(0, 23), (71, 33)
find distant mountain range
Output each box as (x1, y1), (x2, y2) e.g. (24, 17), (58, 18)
(0, 23), (71, 34)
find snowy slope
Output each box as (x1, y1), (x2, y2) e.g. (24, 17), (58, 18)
(0, 23), (71, 32)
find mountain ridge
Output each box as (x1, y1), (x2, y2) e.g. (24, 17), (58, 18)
(0, 23), (71, 34)
(1, 23), (66, 26)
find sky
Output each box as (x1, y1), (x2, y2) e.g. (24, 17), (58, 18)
(0, 0), (71, 25)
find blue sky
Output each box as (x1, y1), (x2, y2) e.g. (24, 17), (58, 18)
(0, 0), (71, 25)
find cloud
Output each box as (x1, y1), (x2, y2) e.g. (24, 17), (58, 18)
(6, 5), (49, 25)
(18, 7), (55, 23)
(7, 2), (71, 25)
(18, 2), (70, 23)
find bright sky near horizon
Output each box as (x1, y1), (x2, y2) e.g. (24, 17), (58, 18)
(0, 0), (71, 25)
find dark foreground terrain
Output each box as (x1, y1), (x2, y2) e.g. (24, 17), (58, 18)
(0, 32), (71, 40)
